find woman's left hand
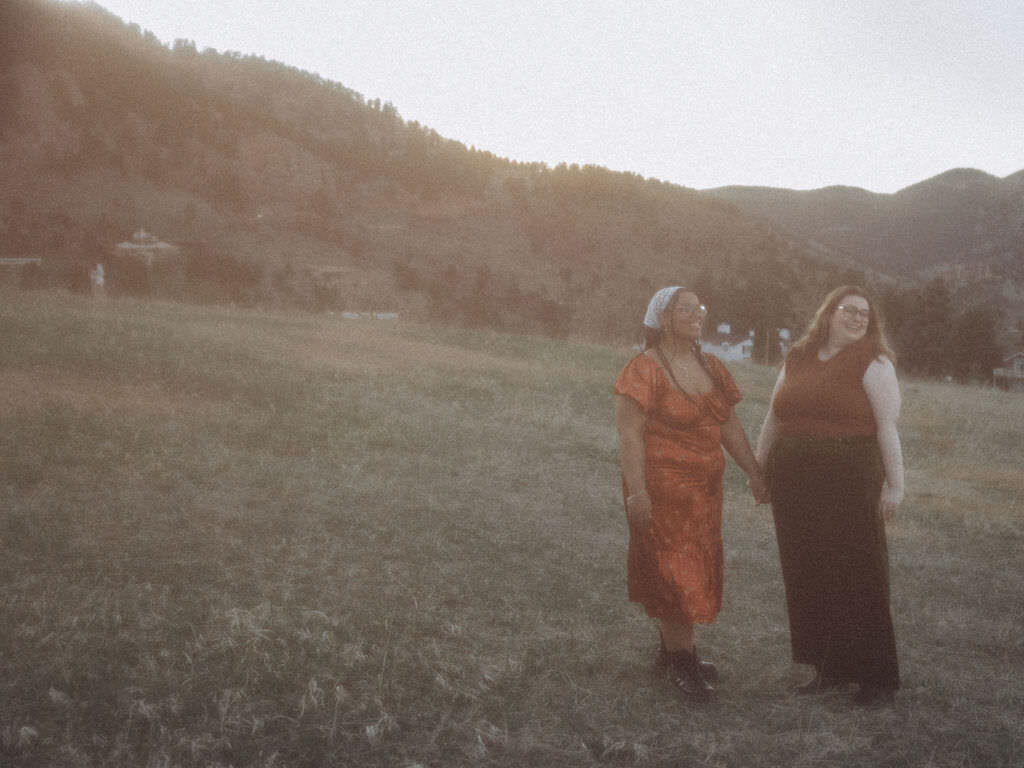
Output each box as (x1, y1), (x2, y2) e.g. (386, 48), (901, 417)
(747, 473), (770, 505)
(878, 484), (903, 521)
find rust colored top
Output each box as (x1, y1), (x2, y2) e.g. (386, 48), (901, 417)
(773, 337), (879, 438)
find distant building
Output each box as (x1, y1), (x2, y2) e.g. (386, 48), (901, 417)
(113, 229), (181, 266)
(779, 328), (792, 357)
(701, 324), (791, 362)
(701, 324), (754, 361)
(994, 352), (1024, 392)
(89, 263), (105, 296)
(110, 229), (185, 296)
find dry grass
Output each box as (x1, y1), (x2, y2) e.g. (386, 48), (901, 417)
(1, 290), (1021, 767)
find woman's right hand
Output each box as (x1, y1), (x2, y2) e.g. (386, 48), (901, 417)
(626, 490), (653, 530)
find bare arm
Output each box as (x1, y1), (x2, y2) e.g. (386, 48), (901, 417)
(755, 365), (786, 466)
(863, 357), (905, 520)
(615, 394), (652, 528)
(721, 408), (769, 503)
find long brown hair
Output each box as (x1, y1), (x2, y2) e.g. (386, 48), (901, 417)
(789, 285), (896, 363)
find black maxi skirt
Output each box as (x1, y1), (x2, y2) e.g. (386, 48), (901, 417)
(767, 434), (899, 689)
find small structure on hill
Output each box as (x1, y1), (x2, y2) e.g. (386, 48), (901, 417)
(114, 229), (181, 266)
(89, 263), (105, 296)
(778, 328), (792, 357)
(994, 352), (1024, 391)
(701, 323), (754, 361)
(701, 323), (791, 363)
(109, 229), (185, 296)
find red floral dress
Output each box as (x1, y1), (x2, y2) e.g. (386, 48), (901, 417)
(613, 353), (741, 624)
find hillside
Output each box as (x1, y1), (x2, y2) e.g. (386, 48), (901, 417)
(1, 0), (862, 343)
(708, 169), (1024, 276)
(708, 168), (1024, 354)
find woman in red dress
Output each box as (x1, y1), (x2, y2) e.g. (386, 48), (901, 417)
(614, 286), (768, 700)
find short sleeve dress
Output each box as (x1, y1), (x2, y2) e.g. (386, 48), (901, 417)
(613, 353), (741, 625)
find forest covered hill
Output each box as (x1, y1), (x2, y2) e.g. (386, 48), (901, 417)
(709, 170), (1024, 368)
(1, 0), (1018, 374)
(709, 168), (1024, 298)
(0, 0), (869, 344)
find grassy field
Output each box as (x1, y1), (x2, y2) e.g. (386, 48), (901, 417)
(1, 290), (1021, 768)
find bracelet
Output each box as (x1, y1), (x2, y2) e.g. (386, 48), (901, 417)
(627, 490), (649, 503)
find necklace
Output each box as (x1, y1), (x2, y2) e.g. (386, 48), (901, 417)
(657, 347), (711, 397)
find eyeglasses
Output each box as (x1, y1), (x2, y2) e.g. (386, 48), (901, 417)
(837, 304), (871, 322)
(675, 304), (708, 317)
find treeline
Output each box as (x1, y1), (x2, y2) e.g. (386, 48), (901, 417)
(392, 259), (571, 337)
(1, 0), (844, 341)
(18, 246), (268, 308)
(880, 279), (1004, 383)
(2, 1), (1010, 380)
(25, 242), (573, 334)
(6, 228), (1006, 383)
(696, 265), (1006, 381)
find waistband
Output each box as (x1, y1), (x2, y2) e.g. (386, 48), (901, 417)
(772, 433), (879, 457)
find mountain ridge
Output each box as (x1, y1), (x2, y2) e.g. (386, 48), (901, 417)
(707, 166), (1024, 277)
(2, 0), (1020, 351)
(1, 0), (866, 343)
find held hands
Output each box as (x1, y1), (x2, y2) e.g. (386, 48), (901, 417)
(747, 472), (770, 505)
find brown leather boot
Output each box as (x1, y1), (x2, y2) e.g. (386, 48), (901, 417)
(654, 636), (719, 682)
(664, 649), (715, 701)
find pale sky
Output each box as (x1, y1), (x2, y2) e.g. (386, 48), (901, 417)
(87, 0), (1023, 193)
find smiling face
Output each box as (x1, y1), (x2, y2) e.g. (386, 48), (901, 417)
(829, 294), (871, 348)
(662, 291), (707, 343)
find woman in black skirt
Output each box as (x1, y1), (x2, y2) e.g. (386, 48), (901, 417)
(756, 286), (905, 706)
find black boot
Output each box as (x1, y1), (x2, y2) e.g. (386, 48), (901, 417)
(655, 636), (719, 683)
(693, 646), (720, 684)
(664, 648), (715, 701)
